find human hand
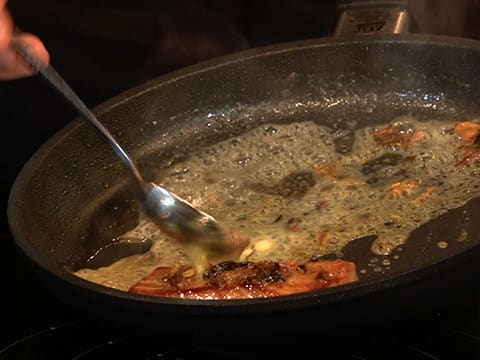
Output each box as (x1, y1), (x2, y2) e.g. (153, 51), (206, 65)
(0, 0), (49, 80)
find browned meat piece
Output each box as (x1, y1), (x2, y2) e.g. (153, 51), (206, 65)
(389, 180), (418, 197)
(374, 125), (428, 149)
(454, 122), (480, 168)
(412, 187), (435, 204)
(455, 121), (480, 144)
(129, 259), (358, 300)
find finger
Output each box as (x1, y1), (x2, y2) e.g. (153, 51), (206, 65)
(0, 6), (13, 52)
(0, 33), (50, 80)
(14, 32), (50, 65)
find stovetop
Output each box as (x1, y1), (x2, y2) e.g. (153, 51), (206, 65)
(2, 316), (480, 359)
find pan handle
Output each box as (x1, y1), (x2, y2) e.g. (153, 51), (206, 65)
(334, 0), (410, 37)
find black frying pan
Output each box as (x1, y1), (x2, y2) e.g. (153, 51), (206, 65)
(7, 34), (480, 342)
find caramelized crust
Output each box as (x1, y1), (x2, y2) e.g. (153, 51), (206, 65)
(374, 125), (428, 149)
(129, 259), (358, 300)
(455, 121), (480, 144)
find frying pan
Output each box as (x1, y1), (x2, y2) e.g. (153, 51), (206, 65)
(7, 5), (480, 342)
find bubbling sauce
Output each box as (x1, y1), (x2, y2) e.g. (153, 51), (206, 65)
(75, 116), (480, 291)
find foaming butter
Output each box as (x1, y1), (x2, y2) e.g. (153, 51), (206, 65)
(75, 116), (480, 290)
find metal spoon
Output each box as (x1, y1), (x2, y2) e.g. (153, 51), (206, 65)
(11, 37), (246, 263)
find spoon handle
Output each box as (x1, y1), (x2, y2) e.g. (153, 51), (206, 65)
(11, 37), (145, 188)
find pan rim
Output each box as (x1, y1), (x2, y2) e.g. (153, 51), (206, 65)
(8, 33), (480, 313)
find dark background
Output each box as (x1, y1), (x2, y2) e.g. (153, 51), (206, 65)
(2, 0), (480, 346)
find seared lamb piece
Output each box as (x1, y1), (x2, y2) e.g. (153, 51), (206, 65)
(129, 259), (358, 300)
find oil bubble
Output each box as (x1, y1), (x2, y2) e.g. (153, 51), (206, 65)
(437, 241), (448, 249)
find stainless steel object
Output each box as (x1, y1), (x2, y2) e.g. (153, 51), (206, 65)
(335, 0), (410, 36)
(10, 37), (243, 263)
